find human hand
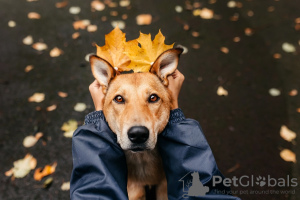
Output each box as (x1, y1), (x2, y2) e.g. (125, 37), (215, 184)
(89, 80), (105, 111)
(167, 69), (185, 110)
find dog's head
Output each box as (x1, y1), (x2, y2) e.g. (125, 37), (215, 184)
(90, 48), (183, 152)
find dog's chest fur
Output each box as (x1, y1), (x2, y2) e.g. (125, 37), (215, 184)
(125, 147), (165, 185)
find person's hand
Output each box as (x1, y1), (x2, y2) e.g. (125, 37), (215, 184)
(167, 69), (185, 110)
(89, 80), (105, 111)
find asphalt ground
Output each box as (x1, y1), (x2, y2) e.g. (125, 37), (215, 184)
(0, 0), (299, 199)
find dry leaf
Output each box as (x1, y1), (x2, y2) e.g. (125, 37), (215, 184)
(227, 1), (237, 8)
(28, 12), (41, 19)
(87, 25), (97, 32)
(233, 37), (240, 42)
(25, 65), (34, 72)
(58, 91), (68, 98)
(192, 31), (200, 37)
(280, 125), (297, 142)
(43, 177), (53, 188)
(23, 132), (43, 148)
(247, 10), (254, 17)
(72, 32), (80, 39)
(91, 0), (105, 11)
(269, 88), (281, 96)
(23, 35), (33, 45)
(120, 0), (130, 7)
(74, 102), (87, 112)
(136, 14), (152, 25)
(28, 93), (45, 103)
(297, 108), (300, 113)
(110, 11), (118, 16)
(217, 86), (228, 96)
(46, 104), (57, 111)
(282, 43), (296, 53)
(8, 20), (16, 27)
(289, 89), (298, 96)
(32, 42), (48, 51)
(96, 27), (131, 70)
(61, 181), (70, 191)
(73, 20), (90, 30)
(61, 119), (78, 138)
(34, 162), (57, 181)
(191, 44), (200, 49)
(226, 163), (240, 173)
(245, 28), (253, 36)
(69, 6), (81, 14)
(280, 149), (296, 163)
(55, 1), (68, 8)
(193, 8), (214, 19)
(5, 154), (37, 178)
(175, 5), (183, 13)
(50, 47), (63, 57)
(111, 20), (125, 29)
(273, 53), (281, 59)
(220, 47), (229, 54)
(124, 30), (174, 72)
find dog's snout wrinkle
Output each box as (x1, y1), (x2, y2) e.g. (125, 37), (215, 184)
(128, 126), (149, 144)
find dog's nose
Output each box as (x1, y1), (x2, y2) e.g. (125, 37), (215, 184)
(128, 126), (149, 144)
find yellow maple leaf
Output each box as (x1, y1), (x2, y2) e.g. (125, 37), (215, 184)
(125, 30), (174, 72)
(96, 26), (131, 71)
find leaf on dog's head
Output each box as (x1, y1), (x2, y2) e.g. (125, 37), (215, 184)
(124, 30), (174, 72)
(96, 26), (131, 71)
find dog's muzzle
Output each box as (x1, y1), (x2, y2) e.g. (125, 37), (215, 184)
(127, 126), (149, 151)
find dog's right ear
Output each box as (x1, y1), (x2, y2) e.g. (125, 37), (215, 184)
(90, 55), (116, 87)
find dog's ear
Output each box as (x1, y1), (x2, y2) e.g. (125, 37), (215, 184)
(90, 55), (116, 88)
(150, 48), (183, 85)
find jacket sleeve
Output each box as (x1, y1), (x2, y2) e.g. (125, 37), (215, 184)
(70, 111), (128, 200)
(158, 108), (240, 200)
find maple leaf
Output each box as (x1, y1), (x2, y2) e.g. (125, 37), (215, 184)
(96, 26), (131, 71)
(125, 30), (174, 72)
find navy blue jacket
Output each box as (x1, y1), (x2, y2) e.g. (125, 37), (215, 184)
(70, 109), (240, 200)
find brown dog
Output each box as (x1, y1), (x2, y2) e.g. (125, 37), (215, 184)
(89, 48), (183, 200)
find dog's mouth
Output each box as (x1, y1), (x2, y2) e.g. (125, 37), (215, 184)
(130, 147), (145, 152)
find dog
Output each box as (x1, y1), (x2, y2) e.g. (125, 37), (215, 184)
(89, 47), (183, 200)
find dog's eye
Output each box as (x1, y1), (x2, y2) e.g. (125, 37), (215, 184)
(148, 94), (160, 103)
(114, 95), (125, 103)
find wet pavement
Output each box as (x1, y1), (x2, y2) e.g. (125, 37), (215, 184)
(0, 0), (300, 199)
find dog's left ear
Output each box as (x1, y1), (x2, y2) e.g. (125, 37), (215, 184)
(150, 48), (183, 85)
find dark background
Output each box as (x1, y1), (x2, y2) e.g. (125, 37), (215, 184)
(0, 0), (299, 199)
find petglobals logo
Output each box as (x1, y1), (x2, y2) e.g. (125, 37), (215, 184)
(213, 175), (298, 188)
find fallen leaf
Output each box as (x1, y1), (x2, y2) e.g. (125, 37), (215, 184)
(23, 35), (33, 45)
(227, 1), (237, 8)
(5, 154), (37, 178)
(91, 0), (105, 11)
(46, 104), (57, 111)
(297, 108), (300, 113)
(267, 6), (275, 12)
(191, 31), (200, 37)
(233, 37), (240, 42)
(28, 93), (45, 103)
(28, 12), (41, 19)
(108, 2), (118, 7)
(8, 20), (16, 27)
(282, 42), (296, 53)
(43, 177), (53, 188)
(289, 89), (298, 96)
(217, 86), (228, 96)
(50, 47), (63, 57)
(25, 65), (34, 72)
(280, 125), (296, 142)
(61, 119), (78, 138)
(111, 20), (125, 29)
(58, 91), (68, 98)
(55, 1), (68, 8)
(124, 30), (174, 72)
(96, 27), (130, 70)
(23, 132), (43, 148)
(269, 88), (281, 96)
(280, 149), (296, 163)
(245, 28), (254, 36)
(183, 24), (190, 31)
(69, 6), (81, 14)
(32, 42), (48, 51)
(193, 8), (214, 19)
(74, 102), (87, 112)
(191, 44), (200, 49)
(34, 162), (57, 181)
(72, 32), (80, 39)
(61, 181), (70, 191)
(247, 10), (254, 17)
(122, 14), (128, 20)
(119, 0), (130, 7)
(136, 14), (152, 25)
(175, 5), (183, 13)
(273, 53), (281, 59)
(73, 20), (90, 30)
(87, 25), (97, 32)
(220, 47), (229, 54)
(110, 11), (118, 16)
(226, 163), (240, 173)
